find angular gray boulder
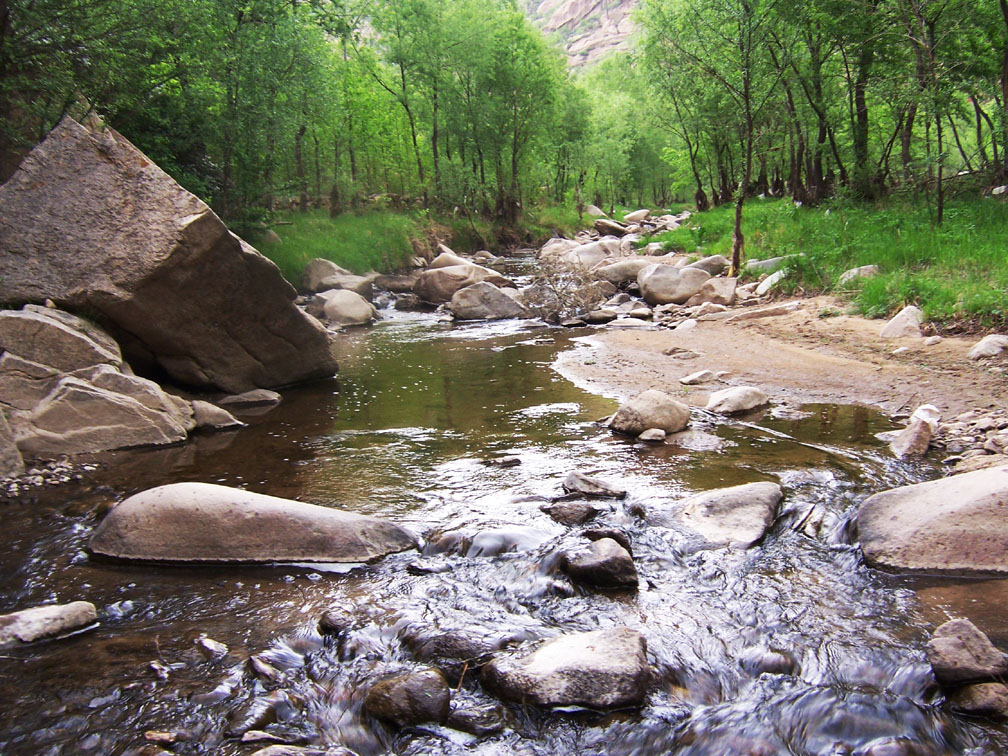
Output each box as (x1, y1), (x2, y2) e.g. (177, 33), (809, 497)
(0, 306), (122, 372)
(0, 117), (337, 392)
(927, 618), (1008, 685)
(483, 627), (649, 709)
(448, 282), (531, 320)
(857, 465), (1008, 572)
(610, 389), (690, 436)
(0, 601), (98, 648)
(88, 482), (418, 563)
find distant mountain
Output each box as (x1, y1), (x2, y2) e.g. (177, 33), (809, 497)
(523, 0), (637, 68)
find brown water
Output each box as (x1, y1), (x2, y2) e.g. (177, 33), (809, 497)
(2, 306), (1007, 756)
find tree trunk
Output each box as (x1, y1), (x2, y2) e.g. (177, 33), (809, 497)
(295, 123), (308, 212)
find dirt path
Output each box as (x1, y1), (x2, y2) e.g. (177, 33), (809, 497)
(554, 295), (1007, 418)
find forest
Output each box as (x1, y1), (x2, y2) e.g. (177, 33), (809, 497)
(1, 0), (1007, 245)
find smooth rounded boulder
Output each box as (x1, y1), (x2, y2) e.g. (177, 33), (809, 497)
(448, 282), (530, 320)
(706, 386), (769, 414)
(413, 264), (514, 304)
(88, 482), (418, 563)
(857, 465), (1008, 573)
(668, 481), (783, 548)
(363, 668), (451, 727)
(638, 264), (710, 305)
(610, 389), (690, 436)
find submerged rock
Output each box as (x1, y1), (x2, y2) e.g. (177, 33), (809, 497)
(483, 627), (649, 709)
(363, 668), (451, 727)
(610, 389), (690, 436)
(447, 704), (506, 736)
(88, 482), (417, 563)
(562, 538), (638, 590)
(667, 481), (783, 549)
(926, 618), (1008, 685)
(857, 465), (1008, 573)
(946, 682), (1008, 717)
(0, 601), (98, 648)
(0, 117), (337, 392)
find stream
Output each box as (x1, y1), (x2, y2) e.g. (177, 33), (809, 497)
(2, 271), (1008, 755)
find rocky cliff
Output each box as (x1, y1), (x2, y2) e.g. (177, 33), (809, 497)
(524, 0), (637, 67)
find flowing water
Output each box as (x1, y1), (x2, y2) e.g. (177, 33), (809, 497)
(2, 290), (1008, 755)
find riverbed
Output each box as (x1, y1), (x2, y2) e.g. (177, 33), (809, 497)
(2, 305), (1007, 755)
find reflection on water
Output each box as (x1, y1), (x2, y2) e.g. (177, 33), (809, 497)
(1, 309), (1006, 755)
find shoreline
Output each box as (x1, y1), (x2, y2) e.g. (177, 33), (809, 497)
(553, 294), (1007, 419)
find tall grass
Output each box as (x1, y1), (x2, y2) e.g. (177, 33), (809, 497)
(251, 209), (426, 283)
(650, 198), (1008, 329)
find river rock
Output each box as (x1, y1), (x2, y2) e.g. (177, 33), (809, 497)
(562, 241), (611, 269)
(755, 269), (787, 297)
(610, 389), (690, 435)
(0, 117), (337, 392)
(449, 282), (530, 320)
(374, 273), (420, 293)
(484, 627), (649, 709)
(562, 471), (626, 499)
(946, 682), (1008, 717)
(880, 305), (924, 339)
(447, 705), (506, 736)
(968, 335), (1008, 360)
(191, 401), (245, 431)
(313, 289), (377, 327)
(316, 273), (375, 300)
(562, 538), (637, 589)
(539, 238), (580, 259)
(404, 629), (503, 685)
(857, 465), (1008, 572)
(638, 265), (711, 305)
(428, 250), (471, 270)
(88, 482), (418, 563)
(0, 601), (98, 648)
(584, 309), (617, 324)
(684, 254), (729, 276)
(301, 259), (352, 292)
(218, 389), (281, 409)
(888, 417), (932, 458)
(363, 668), (451, 727)
(745, 255), (791, 273)
(927, 618), (1008, 685)
(706, 386), (769, 414)
(623, 209), (651, 223)
(541, 501), (601, 526)
(673, 481), (783, 548)
(594, 218), (627, 237)
(838, 264), (879, 286)
(0, 412), (25, 477)
(680, 370), (715, 385)
(414, 264), (514, 304)
(686, 277), (737, 307)
(638, 428), (666, 442)
(0, 306), (123, 373)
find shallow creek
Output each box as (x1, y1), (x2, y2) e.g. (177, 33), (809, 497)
(2, 302), (1008, 755)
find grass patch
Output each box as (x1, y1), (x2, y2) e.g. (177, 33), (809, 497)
(251, 209), (428, 282)
(651, 197), (1008, 330)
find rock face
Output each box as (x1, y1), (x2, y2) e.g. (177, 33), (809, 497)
(1, 306), (199, 457)
(857, 465), (1008, 573)
(363, 668), (451, 727)
(638, 265), (710, 305)
(672, 482), (783, 548)
(610, 389), (691, 436)
(879, 305), (924, 339)
(563, 538), (638, 589)
(0, 601), (98, 648)
(705, 386), (769, 414)
(0, 117), (337, 392)
(927, 618), (1008, 685)
(88, 482), (418, 563)
(483, 627), (650, 709)
(448, 282), (531, 320)
(414, 264), (514, 304)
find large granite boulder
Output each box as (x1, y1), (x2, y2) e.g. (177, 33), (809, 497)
(638, 264), (710, 305)
(857, 465), (1008, 572)
(483, 627), (650, 709)
(413, 264), (514, 304)
(0, 601), (98, 648)
(448, 282), (531, 320)
(610, 389), (690, 436)
(0, 117), (337, 392)
(88, 482), (418, 563)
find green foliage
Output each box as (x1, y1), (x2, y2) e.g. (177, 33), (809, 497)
(672, 198), (1008, 328)
(253, 210), (425, 282)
